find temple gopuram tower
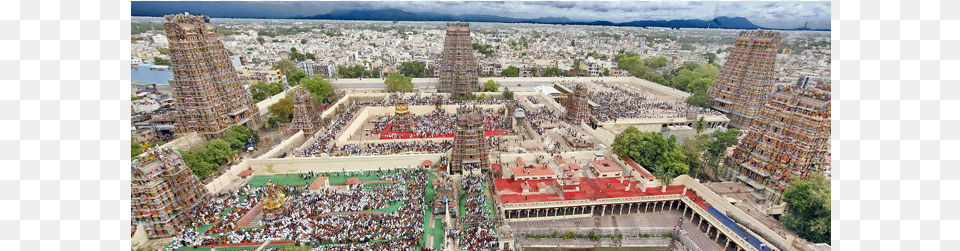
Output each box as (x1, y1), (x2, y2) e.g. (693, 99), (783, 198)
(131, 146), (207, 238)
(451, 105), (488, 173)
(725, 85), (831, 198)
(164, 12), (261, 137)
(565, 83), (590, 124)
(290, 88), (318, 132)
(438, 22), (479, 99)
(707, 30), (782, 129)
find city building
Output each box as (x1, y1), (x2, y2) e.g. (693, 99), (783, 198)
(707, 30), (782, 129)
(163, 12), (262, 137)
(152, 34), (169, 47)
(725, 85), (831, 198)
(450, 105), (488, 173)
(131, 147), (207, 238)
(438, 22), (479, 98)
(299, 60), (316, 77)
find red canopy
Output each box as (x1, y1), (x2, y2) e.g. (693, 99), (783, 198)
(238, 170), (254, 177)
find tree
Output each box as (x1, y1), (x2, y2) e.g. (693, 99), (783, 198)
(305, 53), (316, 61)
(544, 66), (565, 77)
(256, 36), (265, 44)
(680, 43), (695, 51)
(705, 52), (717, 64)
(131, 137), (142, 158)
(686, 93), (713, 109)
(300, 76), (334, 102)
(300, 39), (307, 44)
(287, 70), (308, 86)
(643, 72), (667, 85)
(530, 67), (538, 77)
(612, 127), (689, 175)
(203, 139), (236, 166)
(273, 60), (299, 77)
(268, 96), (294, 122)
(385, 73), (413, 92)
(483, 79), (501, 92)
(602, 68), (610, 77)
(397, 62), (428, 78)
(152, 57), (170, 66)
(223, 125), (257, 151)
(501, 66), (520, 77)
(158, 48), (170, 55)
(653, 169), (677, 192)
(694, 116), (707, 135)
(617, 56), (646, 77)
(651, 57), (669, 68)
(781, 172), (831, 244)
(502, 87), (514, 100)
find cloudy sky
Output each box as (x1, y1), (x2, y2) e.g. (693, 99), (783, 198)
(132, 1), (831, 29)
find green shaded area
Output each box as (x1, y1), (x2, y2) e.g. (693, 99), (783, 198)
(421, 170), (438, 247)
(432, 218), (444, 249)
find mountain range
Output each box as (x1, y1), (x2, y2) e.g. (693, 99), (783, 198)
(291, 8), (828, 31)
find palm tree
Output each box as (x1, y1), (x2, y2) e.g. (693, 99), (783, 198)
(694, 116), (707, 135)
(653, 168), (677, 192)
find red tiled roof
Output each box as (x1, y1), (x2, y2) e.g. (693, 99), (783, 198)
(308, 177), (329, 190)
(517, 157), (527, 166)
(512, 165), (556, 177)
(491, 164), (502, 171)
(623, 157), (655, 180)
(346, 177), (360, 185)
(568, 163), (583, 170)
(238, 170), (254, 177)
(590, 159), (623, 173)
(554, 155), (566, 164)
(496, 177), (685, 204)
(564, 171), (575, 177)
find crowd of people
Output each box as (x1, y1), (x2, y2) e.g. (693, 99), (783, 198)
(457, 174), (501, 251)
(162, 169), (433, 251)
(588, 81), (723, 122)
(297, 95), (520, 157)
(523, 106), (559, 136)
(324, 141), (453, 156)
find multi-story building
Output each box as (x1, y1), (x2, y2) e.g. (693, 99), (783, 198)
(565, 83), (589, 124)
(299, 60), (316, 77)
(451, 105), (488, 173)
(725, 85), (831, 196)
(164, 12), (262, 137)
(707, 30), (782, 129)
(241, 67), (285, 85)
(152, 34), (169, 48)
(438, 22), (479, 98)
(131, 146), (207, 238)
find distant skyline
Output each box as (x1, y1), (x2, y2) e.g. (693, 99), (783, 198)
(131, 1), (831, 30)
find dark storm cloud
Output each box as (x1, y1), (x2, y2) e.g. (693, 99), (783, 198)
(132, 1), (831, 29)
